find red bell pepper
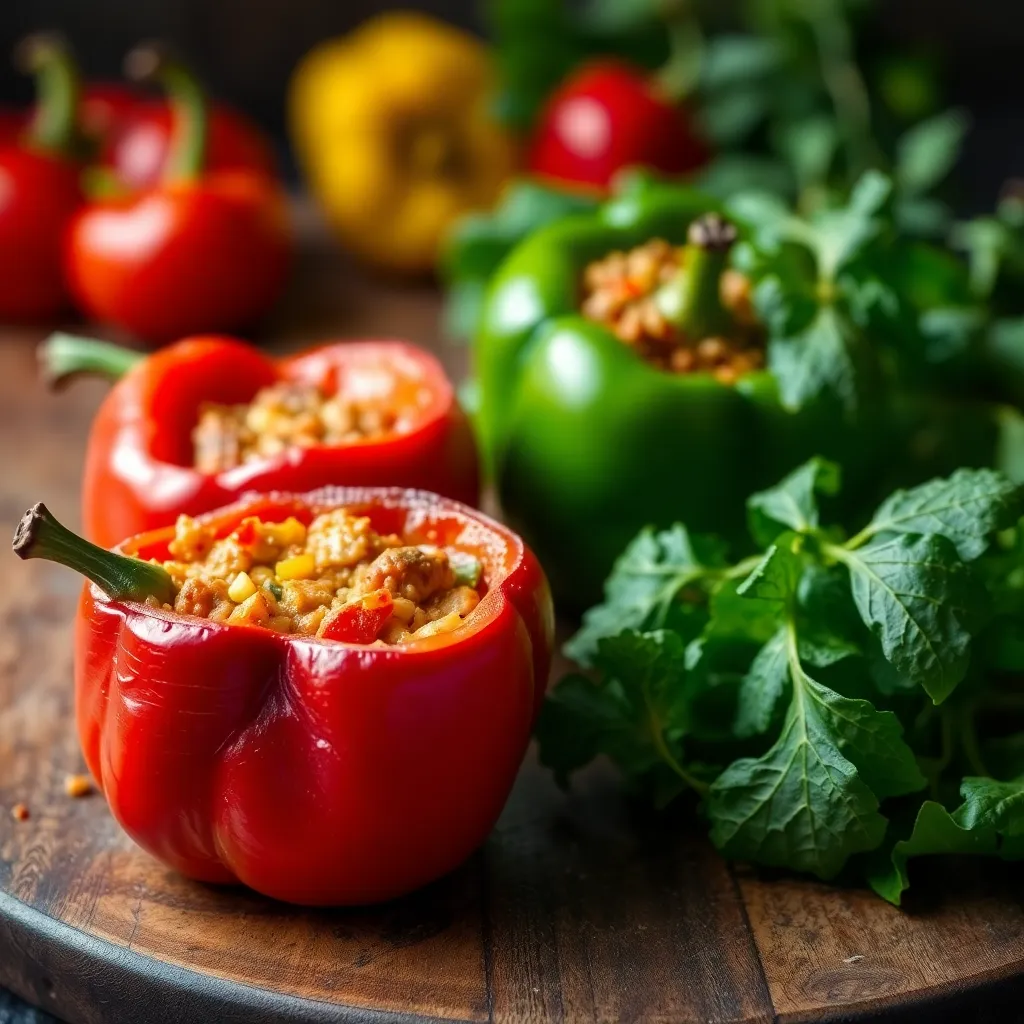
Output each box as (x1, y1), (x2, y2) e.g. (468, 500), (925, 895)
(0, 81), (140, 150)
(40, 332), (480, 547)
(320, 589), (395, 643)
(0, 35), (84, 321)
(102, 95), (277, 191)
(527, 58), (710, 192)
(63, 46), (292, 344)
(13, 490), (553, 905)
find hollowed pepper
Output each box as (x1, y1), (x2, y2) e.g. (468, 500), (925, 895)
(43, 333), (479, 548)
(474, 182), (892, 603)
(13, 490), (553, 905)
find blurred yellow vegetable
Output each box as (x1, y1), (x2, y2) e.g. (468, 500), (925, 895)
(289, 11), (518, 274)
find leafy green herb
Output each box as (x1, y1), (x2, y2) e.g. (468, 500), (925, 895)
(565, 524), (729, 666)
(542, 460), (1024, 902)
(441, 180), (599, 342)
(834, 534), (980, 703)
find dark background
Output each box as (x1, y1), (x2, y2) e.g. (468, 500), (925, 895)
(0, 0), (1023, 206)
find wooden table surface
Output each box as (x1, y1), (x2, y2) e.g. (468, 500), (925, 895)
(2, 219), (1024, 1024)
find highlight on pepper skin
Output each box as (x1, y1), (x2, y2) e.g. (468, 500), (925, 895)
(11, 489), (554, 906)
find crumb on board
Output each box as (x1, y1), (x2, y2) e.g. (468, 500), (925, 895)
(64, 773), (93, 798)
(10, 803), (29, 822)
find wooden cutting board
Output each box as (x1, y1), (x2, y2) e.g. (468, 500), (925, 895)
(2, 240), (1024, 1023)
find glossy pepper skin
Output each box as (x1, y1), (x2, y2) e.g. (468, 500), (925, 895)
(69, 335), (479, 548)
(527, 60), (710, 192)
(289, 11), (517, 274)
(64, 47), (291, 344)
(70, 488), (553, 904)
(103, 99), (277, 191)
(474, 179), (888, 604)
(0, 83), (140, 149)
(0, 37), (84, 321)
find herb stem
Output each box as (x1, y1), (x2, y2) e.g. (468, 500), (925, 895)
(803, 0), (878, 180)
(650, 711), (708, 796)
(959, 713), (991, 778)
(842, 525), (875, 552)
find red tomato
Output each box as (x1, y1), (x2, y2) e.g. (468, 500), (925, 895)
(528, 59), (711, 191)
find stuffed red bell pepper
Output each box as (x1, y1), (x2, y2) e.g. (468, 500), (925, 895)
(41, 332), (480, 548)
(13, 489), (553, 904)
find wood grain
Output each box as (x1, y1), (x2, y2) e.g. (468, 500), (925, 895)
(1, 216), (1024, 1024)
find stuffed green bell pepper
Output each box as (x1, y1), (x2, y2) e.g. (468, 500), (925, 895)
(473, 185), (905, 605)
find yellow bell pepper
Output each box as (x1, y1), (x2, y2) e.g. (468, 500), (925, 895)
(289, 12), (518, 274)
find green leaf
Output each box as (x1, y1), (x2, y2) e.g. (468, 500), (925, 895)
(747, 458), (842, 545)
(708, 671), (888, 879)
(699, 577), (783, 649)
(537, 630), (689, 788)
(737, 538), (804, 603)
(774, 115), (839, 192)
(895, 109), (969, 197)
(710, 623), (921, 880)
(767, 305), (861, 412)
(565, 525), (726, 665)
(866, 800), (997, 905)
(734, 628), (789, 736)
(809, 678), (925, 800)
(700, 34), (783, 90)
(809, 171), (893, 280)
(839, 534), (982, 703)
(959, 775), (1024, 851)
(860, 468), (1022, 560)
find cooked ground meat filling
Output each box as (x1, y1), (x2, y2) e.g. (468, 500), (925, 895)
(580, 238), (764, 383)
(193, 382), (415, 474)
(150, 510), (483, 645)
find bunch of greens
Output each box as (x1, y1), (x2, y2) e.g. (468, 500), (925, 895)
(538, 459), (1024, 903)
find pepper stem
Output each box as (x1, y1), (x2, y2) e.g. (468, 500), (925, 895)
(39, 333), (144, 390)
(15, 33), (81, 155)
(125, 43), (208, 182)
(654, 213), (737, 342)
(13, 503), (175, 605)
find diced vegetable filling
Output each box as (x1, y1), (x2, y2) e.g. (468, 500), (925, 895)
(193, 381), (421, 473)
(580, 238), (764, 383)
(150, 509), (483, 644)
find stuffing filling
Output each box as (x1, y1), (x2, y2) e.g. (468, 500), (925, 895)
(193, 381), (424, 474)
(580, 238), (765, 383)
(149, 510), (483, 645)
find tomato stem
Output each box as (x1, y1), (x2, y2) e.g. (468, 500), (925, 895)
(15, 33), (81, 155)
(125, 43), (208, 182)
(39, 333), (144, 390)
(13, 503), (175, 605)
(655, 213), (737, 342)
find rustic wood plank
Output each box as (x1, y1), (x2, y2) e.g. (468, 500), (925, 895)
(485, 750), (774, 1024)
(738, 860), (1024, 1023)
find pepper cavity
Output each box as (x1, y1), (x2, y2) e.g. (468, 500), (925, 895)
(580, 213), (764, 383)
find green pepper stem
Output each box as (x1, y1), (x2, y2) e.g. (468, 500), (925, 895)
(13, 503), (175, 605)
(125, 43), (208, 182)
(15, 33), (81, 155)
(39, 333), (144, 391)
(654, 213), (737, 341)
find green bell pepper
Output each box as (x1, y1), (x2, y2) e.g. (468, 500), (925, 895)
(474, 182), (914, 605)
